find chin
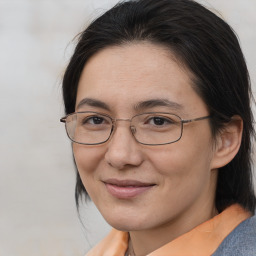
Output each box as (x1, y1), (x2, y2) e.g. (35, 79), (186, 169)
(102, 211), (149, 232)
(108, 222), (146, 232)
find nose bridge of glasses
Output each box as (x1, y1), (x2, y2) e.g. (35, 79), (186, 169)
(112, 118), (132, 125)
(114, 118), (131, 122)
(112, 118), (136, 134)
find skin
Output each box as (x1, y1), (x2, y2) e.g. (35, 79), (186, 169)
(73, 42), (220, 255)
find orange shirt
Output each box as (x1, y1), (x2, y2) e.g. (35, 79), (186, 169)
(86, 204), (251, 256)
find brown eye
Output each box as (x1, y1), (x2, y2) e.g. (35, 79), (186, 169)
(152, 117), (165, 125)
(85, 116), (105, 125)
(146, 116), (174, 126)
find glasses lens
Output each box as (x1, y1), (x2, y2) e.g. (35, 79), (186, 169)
(131, 113), (182, 145)
(65, 112), (112, 144)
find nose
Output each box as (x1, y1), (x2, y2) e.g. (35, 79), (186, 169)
(104, 122), (144, 170)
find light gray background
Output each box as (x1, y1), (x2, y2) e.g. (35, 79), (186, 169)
(0, 0), (255, 255)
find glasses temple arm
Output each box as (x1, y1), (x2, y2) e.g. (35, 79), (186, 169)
(182, 115), (211, 124)
(60, 117), (66, 123)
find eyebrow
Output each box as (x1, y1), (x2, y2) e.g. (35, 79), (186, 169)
(76, 98), (183, 112)
(134, 99), (184, 111)
(76, 98), (111, 111)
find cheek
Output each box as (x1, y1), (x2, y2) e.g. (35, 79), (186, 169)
(72, 144), (105, 185)
(147, 142), (215, 212)
(146, 131), (214, 184)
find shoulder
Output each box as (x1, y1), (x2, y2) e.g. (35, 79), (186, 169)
(213, 215), (256, 256)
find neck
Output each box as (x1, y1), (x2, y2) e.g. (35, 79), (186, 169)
(128, 203), (218, 256)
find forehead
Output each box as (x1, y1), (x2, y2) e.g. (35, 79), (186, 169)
(78, 42), (190, 89)
(76, 42), (207, 116)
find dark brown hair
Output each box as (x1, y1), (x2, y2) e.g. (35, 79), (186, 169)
(62, 0), (256, 213)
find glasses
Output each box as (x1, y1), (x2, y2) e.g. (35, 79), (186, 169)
(60, 111), (211, 146)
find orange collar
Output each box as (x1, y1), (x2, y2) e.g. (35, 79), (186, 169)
(86, 204), (251, 256)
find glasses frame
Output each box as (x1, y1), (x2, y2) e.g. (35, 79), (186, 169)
(60, 111), (211, 146)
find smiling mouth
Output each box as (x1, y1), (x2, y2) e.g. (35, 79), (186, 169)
(104, 179), (156, 199)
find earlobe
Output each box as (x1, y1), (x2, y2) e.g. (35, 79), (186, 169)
(211, 116), (243, 169)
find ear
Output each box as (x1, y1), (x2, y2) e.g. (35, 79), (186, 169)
(210, 115), (243, 169)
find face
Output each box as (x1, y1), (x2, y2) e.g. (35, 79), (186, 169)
(73, 43), (218, 233)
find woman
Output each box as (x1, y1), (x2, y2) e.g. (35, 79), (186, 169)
(61, 0), (256, 255)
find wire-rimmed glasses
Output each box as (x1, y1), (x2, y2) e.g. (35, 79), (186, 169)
(60, 111), (211, 146)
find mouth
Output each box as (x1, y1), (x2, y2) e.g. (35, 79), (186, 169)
(103, 179), (156, 199)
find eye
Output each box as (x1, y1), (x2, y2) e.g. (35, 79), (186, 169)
(78, 113), (111, 129)
(151, 117), (167, 125)
(85, 116), (105, 125)
(147, 116), (175, 126)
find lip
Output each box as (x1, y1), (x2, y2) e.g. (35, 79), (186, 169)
(103, 179), (155, 199)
